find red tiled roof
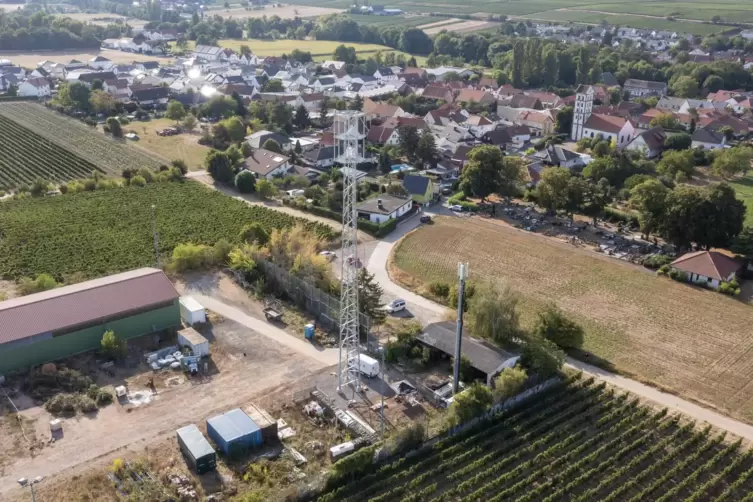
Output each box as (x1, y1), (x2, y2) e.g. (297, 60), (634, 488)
(456, 89), (493, 103)
(0, 268), (178, 345)
(366, 125), (396, 144)
(671, 251), (742, 281)
(584, 113), (628, 134)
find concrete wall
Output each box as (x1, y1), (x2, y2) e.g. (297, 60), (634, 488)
(0, 300), (180, 374)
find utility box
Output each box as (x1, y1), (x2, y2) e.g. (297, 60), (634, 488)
(207, 408), (262, 456)
(177, 327), (210, 358)
(176, 424), (216, 474)
(179, 296), (207, 325)
(358, 354), (380, 378)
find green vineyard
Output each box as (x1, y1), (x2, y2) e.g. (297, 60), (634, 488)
(0, 181), (336, 279)
(318, 375), (753, 502)
(0, 102), (163, 189)
(0, 114), (103, 189)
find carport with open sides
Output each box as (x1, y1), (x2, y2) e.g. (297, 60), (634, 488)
(416, 321), (517, 385)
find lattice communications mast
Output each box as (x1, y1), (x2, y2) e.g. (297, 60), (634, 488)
(335, 110), (366, 393)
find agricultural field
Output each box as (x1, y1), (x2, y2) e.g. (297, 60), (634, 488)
(0, 49), (170, 68)
(348, 14), (432, 28)
(422, 19), (499, 34)
(205, 3), (342, 20)
(0, 181), (336, 280)
(291, 0), (738, 32)
(0, 102), (163, 185)
(318, 374), (753, 502)
(178, 39), (426, 64)
(0, 114), (101, 189)
(391, 216), (753, 423)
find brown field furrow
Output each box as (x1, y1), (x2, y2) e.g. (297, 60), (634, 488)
(392, 216), (753, 423)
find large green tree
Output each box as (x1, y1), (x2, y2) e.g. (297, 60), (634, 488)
(459, 146), (522, 201)
(468, 282), (521, 346)
(398, 125), (420, 161)
(415, 128), (438, 169)
(629, 179), (669, 239)
(357, 269), (386, 324)
(533, 304), (584, 349)
(205, 150), (235, 183)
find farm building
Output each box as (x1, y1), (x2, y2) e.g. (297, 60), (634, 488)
(207, 408), (263, 456)
(417, 321), (516, 385)
(176, 424), (217, 474)
(0, 268), (181, 374)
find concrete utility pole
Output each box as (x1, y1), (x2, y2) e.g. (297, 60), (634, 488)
(18, 476), (42, 502)
(151, 204), (159, 268)
(380, 346), (386, 441)
(453, 263), (468, 395)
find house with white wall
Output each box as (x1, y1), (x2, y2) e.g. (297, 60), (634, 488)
(357, 194), (412, 223)
(17, 77), (51, 98)
(580, 114), (636, 148)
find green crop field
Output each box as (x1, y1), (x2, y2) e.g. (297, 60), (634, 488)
(0, 182), (336, 280)
(318, 374), (753, 502)
(291, 0), (742, 33)
(729, 175), (753, 226)
(347, 14), (432, 27)
(0, 103), (163, 189)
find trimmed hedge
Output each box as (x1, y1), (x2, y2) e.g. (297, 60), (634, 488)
(298, 203), (399, 237)
(604, 206), (639, 226)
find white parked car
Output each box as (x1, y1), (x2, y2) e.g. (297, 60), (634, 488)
(319, 250), (336, 261)
(125, 133), (139, 140)
(449, 204), (463, 212)
(385, 299), (406, 314)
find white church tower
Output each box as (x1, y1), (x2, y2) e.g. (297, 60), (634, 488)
(571, 85), (594, 141)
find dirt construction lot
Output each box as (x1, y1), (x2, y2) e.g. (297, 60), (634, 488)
(391, 216), (753, 423)
(0, 277), (331, 499)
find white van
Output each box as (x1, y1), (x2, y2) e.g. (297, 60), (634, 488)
(385, 299), (406, 314)
(358, 354), (380, 378)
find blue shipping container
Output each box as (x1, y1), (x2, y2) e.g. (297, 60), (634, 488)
(206, 408), (262, 455)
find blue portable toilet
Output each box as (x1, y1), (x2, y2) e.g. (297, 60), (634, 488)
(304, 324), (315, 340)
(206, 408), (262, 456)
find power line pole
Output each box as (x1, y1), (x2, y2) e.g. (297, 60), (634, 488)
(380, 346), (385, 441)
(453, 263), (468, 395)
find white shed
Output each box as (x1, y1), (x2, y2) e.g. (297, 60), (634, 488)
(180, 296), (206, 325)
(177, 327), (210, 358)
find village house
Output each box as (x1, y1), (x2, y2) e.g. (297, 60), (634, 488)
(531, 145), (583, 169)
(625, 127), (667, 158)
(245, 130), (291, 151)
(17, 77), (51, 98)
(88, 56), (114, 71)
(670, 251), (742, 289)
(421, 85), (455, 103)
(356, 194), (412, 223)
(623, 78), (668, 98)
(104, 79), (132, 101)
(366, 125), (399, 146)
(242, 148), (292, 180)
(402, 175), (436, 205)
(373, 67), (397, 84)
(455, 89), (496, 108)
(517, 110), (555, 136)
(464, 114), (495, 137)
(130, 86), (169, 107)
(193, 45), (223, 61)
(303, 146), (337, 169)
(363, 98), (405, 121)
(691, 128), (727, 150)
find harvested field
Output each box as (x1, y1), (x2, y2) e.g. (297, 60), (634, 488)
(0, 3), (24, 10)
(417, 17), (463, 29)
(423, 19), (498, 34)
(391, 216), (753, 423)
(0, 48), (171, 68)
(0, 102), (163, 179)
(206, 4), (341, 19)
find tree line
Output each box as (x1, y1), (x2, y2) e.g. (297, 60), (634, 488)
(0, 9), (128, 51)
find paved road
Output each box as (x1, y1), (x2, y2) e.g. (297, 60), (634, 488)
(191, 294), (340, 366)
(367, 208), (753, 440)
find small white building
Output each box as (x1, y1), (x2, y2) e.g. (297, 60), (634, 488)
(179, 296), (206, 325)
(691, 128), (727, 150)
(581, 114), (636, 148)
(177, 327), (210, 358)
(357, 194), (412, 224)
(670, 251), (742, 289)
(243, 148), (292, 180)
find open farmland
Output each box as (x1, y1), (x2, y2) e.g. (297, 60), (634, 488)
(205, 3), (342, 19)
(391, 216), (753, 423)
(292, 0), (738, 32)
(0, 102), (163, 182)
(318, 375), (753, 502)
(0, 114), (101, 189)
(422, 19), (498, 34)
(0, 181), (336, 280)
